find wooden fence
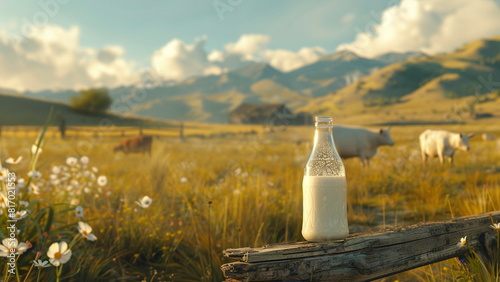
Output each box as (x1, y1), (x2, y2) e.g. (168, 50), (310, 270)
(0, 124), (266, 141)
(0, 125), (178, 138)
(221, 211), (500, 281)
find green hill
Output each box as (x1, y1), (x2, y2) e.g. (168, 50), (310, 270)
(0, 93), (173, 126)
(299, 36), (500, 125)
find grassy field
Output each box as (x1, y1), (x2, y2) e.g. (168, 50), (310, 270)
(1, 120), (500, 281)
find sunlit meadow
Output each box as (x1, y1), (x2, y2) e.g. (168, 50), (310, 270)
(1, 121), (500, 281)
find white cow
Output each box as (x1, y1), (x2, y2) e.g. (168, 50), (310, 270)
(333, 126), (395, 167)
(419, 129), (474, 166)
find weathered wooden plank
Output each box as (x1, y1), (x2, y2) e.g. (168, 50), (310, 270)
(222, 211), (500, 281)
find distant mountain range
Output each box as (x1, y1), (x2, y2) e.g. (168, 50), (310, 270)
(4, 36), (500, 125)
(299, 36), (500, 124)
(14, 50), (425, 123)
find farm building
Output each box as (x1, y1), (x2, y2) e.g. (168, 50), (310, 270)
(229, 103), (312, 125)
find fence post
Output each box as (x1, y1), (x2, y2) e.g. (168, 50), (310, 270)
(180, 122), (185, 141)
(59, 118), (66, 139)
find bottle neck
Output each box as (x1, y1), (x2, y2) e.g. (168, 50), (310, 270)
(305, 125), (344, 177)
(313, 126), (333, 145)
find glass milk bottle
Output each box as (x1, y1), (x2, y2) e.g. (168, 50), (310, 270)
(302, 116), (348, 242)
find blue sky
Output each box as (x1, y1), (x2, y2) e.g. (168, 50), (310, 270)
(0, 1), (393, 66)
(1, 0), (500, 91)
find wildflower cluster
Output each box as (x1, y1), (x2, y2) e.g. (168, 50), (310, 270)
(0, 153), (102, 281)
(33, 156), (109, 206)
(454, 216), (500, 281)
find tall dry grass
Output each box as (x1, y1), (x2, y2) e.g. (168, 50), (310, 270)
(0, 123), (499, 281)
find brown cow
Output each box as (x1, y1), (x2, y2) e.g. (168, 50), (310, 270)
(113, 135), (152, 154)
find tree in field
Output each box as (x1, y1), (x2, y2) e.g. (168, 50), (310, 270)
(70, 88), (112, 114)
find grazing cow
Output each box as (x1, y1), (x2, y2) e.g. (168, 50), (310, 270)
(113, 135), (152, 154)
(419, 129), (474, 166)
(333, 126), (395, 167)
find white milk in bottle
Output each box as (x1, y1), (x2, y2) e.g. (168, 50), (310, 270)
(302, 176), (348, 241)
(302, 116), (349, 242)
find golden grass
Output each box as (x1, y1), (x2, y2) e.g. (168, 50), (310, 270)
(0, 121), (499, 281)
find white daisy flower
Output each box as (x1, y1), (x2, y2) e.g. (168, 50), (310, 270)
(0, 238), (29, 257)
(47, 241), (72, 267)
(75, 206), (84, 218)
(457, 236), (467, 248)
(27, 171), (42, 180)
(52, 166), (61, 174)
(0, 168), (9, 181)
(11, 210), (29, 221)
(491, 223), (500, 230)
(234, 168), (242, 176)
(5, 156), (23, 165)
(136, 196), (153, 209)
(66, 157), (78, 166)
(80, 156), (89, 165)
(31, 144), (42, 155)
(77, 221), (97, 241)
(97, 176), (108, 186)
(29, 184), (40, 195)
(33, 259), (51, 268)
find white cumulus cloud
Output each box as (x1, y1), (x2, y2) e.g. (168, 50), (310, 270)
(337, 0), (500, 57)
(151, 37), (222, 81)
(0, 25), (137, 92)
(207, 34), (271, 71)
(0, 28), (331, 89)
(261, 47), (327, 72)
(224, 34), (270, 60)
(152, 33), (327, 81)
